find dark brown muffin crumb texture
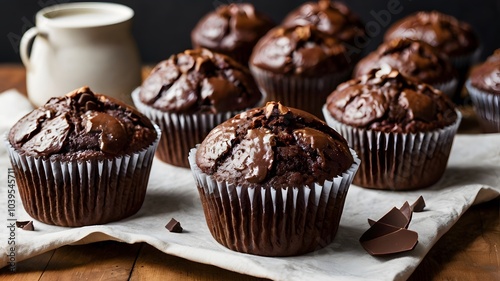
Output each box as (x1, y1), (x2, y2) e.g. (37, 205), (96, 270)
(196, 102), (354, 188)
(9, 87), (157, 161)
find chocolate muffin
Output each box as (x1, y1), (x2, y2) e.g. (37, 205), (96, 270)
(323, 68), (461, 190)
(249, 24), (352, 118)
(191, 3), (275, 65)
(6, 86), (160, 226)
(189, 101), (360, 256)
(354, 38), (458, 97)
(133, 48), (263, 167)
(466, 49), (500, 132)
(384, 11), (479, 58)
(384, 11), (480, 99)
(282, 0), (366, 60)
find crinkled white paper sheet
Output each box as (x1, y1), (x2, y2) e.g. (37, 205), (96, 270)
(0, 89), (499, 281)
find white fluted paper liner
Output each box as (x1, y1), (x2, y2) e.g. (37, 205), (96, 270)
(132, 88), (264, 168)
(3, 125), (160, 227)
(188, 146), (360, 257)
(323, 106), (461, 190)
(249, 65), (351, 118)
(432, 78), (458, 98)
(465, 80), (500, 133)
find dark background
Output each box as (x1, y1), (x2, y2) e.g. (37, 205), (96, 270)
(2, 0), (500, 64)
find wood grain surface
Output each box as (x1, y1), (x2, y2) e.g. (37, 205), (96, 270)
(0, 64), (498, 281)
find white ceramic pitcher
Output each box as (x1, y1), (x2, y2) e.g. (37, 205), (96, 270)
(20, 2), (141, 107)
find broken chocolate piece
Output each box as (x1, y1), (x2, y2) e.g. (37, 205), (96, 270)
(16, 221), (34, 231)
(369, 206), (410, 229)
(411, 196), (426, 212)
(165, 218), (183, 233)
(361, 197), (425, 256)
(360, 224), (418, 256)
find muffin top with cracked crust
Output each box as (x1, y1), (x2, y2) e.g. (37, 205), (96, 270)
(9, 87), (158, 161)
(326, 69), (458, 133)
(140, 48), (262, 114)
(196, 102), (354, 188)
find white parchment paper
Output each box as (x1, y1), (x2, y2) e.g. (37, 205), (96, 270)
(0, 89), (498, 281)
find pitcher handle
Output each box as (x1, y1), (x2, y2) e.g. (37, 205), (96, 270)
(20, 27), (41, 71)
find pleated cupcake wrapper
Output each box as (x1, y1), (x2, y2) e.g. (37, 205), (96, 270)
(188, 147), (360, 257)
(450, 47), (482, 72)
(4, 125), (161, 227)
(249, 65), (351, 118)
(465, 80), (500, 133)
(323, 106), (461, 190)
(432, 78), (458, 98)
(132, 88), (263, 168)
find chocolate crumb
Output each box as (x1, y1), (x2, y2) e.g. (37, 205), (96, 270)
(16, 221), (34, 231)
(165, 218), (183, 233)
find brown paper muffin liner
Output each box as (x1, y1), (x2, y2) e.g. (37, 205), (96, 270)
(249, 65), (351, 119)
(4, 125), (161, 227)
(450, 47), (482, 72)
(132, 88), (263, 168)
(188, 147), (360, 257)
(432, 78), (458, 98)
(450, 47), (482, 100)
(465, 80), (500, 133)
(323, 106), (461, 190)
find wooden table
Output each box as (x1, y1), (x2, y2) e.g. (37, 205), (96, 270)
(0, 64), (498, 281)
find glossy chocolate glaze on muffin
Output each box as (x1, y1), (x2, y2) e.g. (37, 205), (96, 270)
(384, 11), (479, 57)
(354, 38), (456, 85)
(196, 102), (354, 188)
(139, 48), (262, 114)
(470, 49), (500, 94)
(326, 68), (458, 133)
(9, 86), (157, 161)
(282, 0), (365, 44)
(191, 3), (275, 64)
(250, 25), (350, 76)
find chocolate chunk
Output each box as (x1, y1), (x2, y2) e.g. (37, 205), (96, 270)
(13, 109), (45, 144)
(165, 218), (183, 233)
(84, 112), (127, 155)
(361, 198), (425, 256)
(369, 206), (410, 230)
(23, 114), (70, 156)
(411, 196), (426, 212)
(78, 92), (94, 106)
(16, 221), (34, 231)
(233, 128), (275, 183)
(360, 223), (418, 256)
